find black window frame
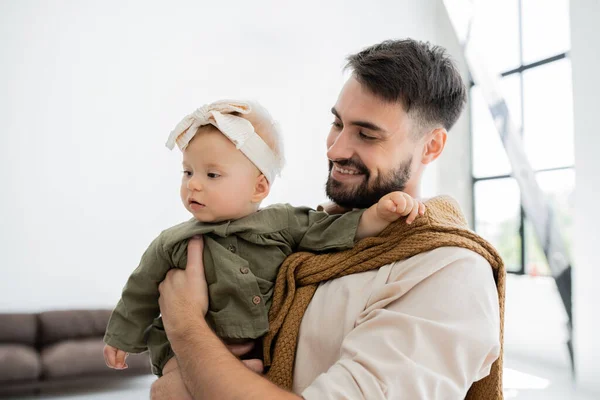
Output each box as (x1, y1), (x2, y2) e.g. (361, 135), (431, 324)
(469, 0), (574, 276)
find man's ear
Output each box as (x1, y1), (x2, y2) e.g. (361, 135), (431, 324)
(251, 174), (270, 203)
(421, 128), (447, 165)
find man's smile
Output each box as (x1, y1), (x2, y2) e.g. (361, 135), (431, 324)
(330, 162), (365, 182)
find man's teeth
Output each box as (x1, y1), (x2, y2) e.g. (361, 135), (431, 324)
(335, 166), (359, 175)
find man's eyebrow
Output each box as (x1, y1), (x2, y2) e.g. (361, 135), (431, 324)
(331, 107), (385, 132)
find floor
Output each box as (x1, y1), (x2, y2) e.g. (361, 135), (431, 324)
(503, 356), (596, 400)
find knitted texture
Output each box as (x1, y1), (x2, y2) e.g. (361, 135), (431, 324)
(263, 195), (505, 399)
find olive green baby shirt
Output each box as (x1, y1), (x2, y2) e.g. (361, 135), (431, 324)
(104, 203), (363, 372)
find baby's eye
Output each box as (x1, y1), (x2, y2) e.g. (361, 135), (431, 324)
(207, 172), (221, 179)
(182, 170), (192, 177)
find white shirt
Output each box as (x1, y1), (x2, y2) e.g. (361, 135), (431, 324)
(294, 247), (501, 399)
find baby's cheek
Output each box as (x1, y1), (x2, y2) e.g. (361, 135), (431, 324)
(179, 185), (187, 202)
(221, 192), (248, 215)
(224, 194), (245, 211)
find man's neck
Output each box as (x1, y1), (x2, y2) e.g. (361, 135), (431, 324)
(403, 181), (420, 199)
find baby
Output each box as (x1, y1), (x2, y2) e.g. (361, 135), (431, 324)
(103, 100), (424, 376)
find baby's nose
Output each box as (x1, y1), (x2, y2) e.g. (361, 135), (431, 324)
(187, 177), (203, 191)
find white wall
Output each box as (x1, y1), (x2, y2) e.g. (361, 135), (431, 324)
(1, 0), (472, 312)
(433, 1), (473, 226)
(571, 0), (600, 394)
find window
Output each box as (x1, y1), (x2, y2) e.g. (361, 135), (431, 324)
(470, 0), (574, 276)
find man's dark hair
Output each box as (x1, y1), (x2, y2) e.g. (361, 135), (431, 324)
(346, 39), (467, 133)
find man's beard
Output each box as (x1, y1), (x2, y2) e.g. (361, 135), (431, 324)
(326, 156), (413, 209)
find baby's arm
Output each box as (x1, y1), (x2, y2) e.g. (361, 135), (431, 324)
(355, 191), (425, 239)
(103, 234), (173, 369)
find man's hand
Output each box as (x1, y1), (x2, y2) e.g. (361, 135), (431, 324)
(151, 358), (193, 400)
(155, 235), (296, 400)
(376, 191), (425, 224)
(151, 343), (265, 400)
(227, 341), (265, 374)
(158, 236), (209, 339)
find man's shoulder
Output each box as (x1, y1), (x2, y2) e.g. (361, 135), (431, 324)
(408, 246), (491, 264)
(388, 246), (493, 285)
(378, 246), (499, 330)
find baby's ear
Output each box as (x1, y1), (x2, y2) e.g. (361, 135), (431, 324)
(251, 174), (270, 203)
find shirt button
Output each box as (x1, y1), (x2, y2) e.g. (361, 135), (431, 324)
(252, 295), (261, 305)
(227, 244), (237, 253)
(240, 267), (250, 274)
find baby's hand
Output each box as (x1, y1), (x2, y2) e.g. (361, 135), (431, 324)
(376, 192), (425, 224)
(103, 344), (129, 370)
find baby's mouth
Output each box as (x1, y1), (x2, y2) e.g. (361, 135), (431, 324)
(189, 200), (206, 210)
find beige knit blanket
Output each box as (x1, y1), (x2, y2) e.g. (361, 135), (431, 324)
(263, 195), (505, 399)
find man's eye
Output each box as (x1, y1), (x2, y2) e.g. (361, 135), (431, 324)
(331, 121), (342, 129)
(207, 173), (221, 179)
(359, 132), (376, 140)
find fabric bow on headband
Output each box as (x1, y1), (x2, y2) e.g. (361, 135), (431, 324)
(165, 100), (282, 184)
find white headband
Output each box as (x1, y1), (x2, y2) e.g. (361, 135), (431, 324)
(165, 100), (282, 184)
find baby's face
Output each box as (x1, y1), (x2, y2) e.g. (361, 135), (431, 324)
(180, 126), (262, 223)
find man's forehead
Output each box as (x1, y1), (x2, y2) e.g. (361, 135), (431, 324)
(333, 77), (407, 131)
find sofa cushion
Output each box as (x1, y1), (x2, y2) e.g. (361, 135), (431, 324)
(0, 344), (42, 382)
(38, 309), (111, 346)
(0, 313), (37, 345)
(41, 337), (151, 379)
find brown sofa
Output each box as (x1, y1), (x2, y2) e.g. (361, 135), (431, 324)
(0, 309), (152, 397)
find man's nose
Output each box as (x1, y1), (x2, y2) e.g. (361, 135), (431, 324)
(327, 130), (354, 161)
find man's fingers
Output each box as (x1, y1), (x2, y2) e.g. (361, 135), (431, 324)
(226, 341), (263, 373)
(162, 357), (179, 375)
(227, 341), (255, 357)
(150, 367), (194, 400)
(242, 359), (265, 374)
(186, 236), (204, 276)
